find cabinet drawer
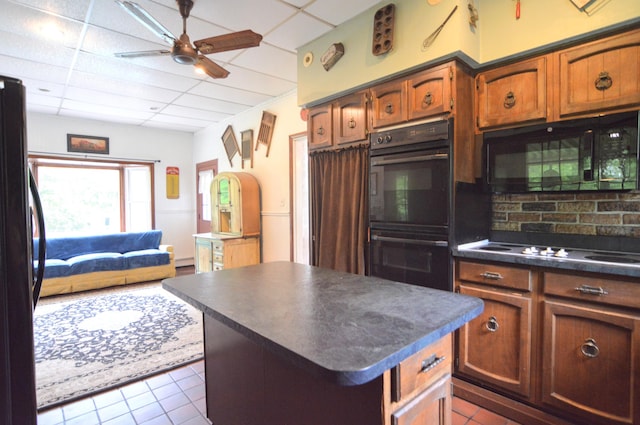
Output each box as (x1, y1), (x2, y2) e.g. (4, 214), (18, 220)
(391, 334), (451, 402)
(458, 261), (532, 291)
(544, 272), (640, 310)
(391, 374), (451, 425)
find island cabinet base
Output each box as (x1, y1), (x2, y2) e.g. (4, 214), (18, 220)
(204, 316), (453, 425)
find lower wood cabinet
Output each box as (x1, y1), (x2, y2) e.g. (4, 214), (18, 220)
(454, 260), (640, 425)
(541, 272), (640, 425)
(193, 233), (260, 273)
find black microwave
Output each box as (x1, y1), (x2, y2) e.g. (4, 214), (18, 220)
(484, 111), (639, 193)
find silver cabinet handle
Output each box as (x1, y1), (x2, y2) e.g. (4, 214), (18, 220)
(480, 271), (503, 280)
(581, 338), (600, 358)
(575, 285), (608, 296)
(486, 316), (499, 332)
(420, 354), (445, 373)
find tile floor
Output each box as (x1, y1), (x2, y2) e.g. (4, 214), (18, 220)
(37, 358), (520, 425)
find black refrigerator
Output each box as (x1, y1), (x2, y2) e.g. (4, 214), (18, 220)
(0, 75), (46, 424)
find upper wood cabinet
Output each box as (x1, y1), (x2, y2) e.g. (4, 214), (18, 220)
(370, 79), (407, 128)
(333, 91), (369, 146)
(407, 63), (453, 121)
(307, 103), (333, 150)
(475, 56), (548, 130)
(308, 91), (369, 151)
(556, 28), (640, 118)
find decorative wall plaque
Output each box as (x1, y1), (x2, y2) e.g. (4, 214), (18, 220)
(241, 129), (253, 169)
(255, 111), (276, 157)
(221, 125), (239, 166)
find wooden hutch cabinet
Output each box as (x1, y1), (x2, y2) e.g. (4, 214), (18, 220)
(193, 171), (261, 273)
(307, 103), (333, 150)
(370, 78), (407, 128)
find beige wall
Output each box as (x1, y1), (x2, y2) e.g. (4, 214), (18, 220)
(297, 0), (640, 106)
(192, 90), (307, 263)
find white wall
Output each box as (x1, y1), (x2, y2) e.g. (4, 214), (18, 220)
(26, 113), (196, 266)
(193, 89), (306, 263)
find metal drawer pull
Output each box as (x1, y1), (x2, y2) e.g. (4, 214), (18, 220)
(486, 316), (499, 332)
(420, 354), (445, 373)
(575, 285), (608, 296)
(385, 103), (394, 114)
(480, 271), (503, 280)
(581, 338), (600, 358)
(503, 91), (516, 109)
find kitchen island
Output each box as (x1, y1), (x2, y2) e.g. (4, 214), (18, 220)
(163, 261), (483, 425)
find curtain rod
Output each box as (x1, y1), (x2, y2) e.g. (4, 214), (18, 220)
(28, 151), (161, 163)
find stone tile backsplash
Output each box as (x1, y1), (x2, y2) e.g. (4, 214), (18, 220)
(491, 191), (640, 238)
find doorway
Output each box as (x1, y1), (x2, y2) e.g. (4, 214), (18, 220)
(196, 159), (218, 234)
(290, 132), (309, 264)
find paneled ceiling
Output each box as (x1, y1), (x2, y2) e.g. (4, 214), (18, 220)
(0, 0), (381, 132)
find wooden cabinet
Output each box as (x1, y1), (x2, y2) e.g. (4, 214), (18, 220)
(557, 28), (640, 118)
(385, 334), (452, 425)
(193, 234), (260, 273)
(371, 79), (407, 128)
(308, 91), (369, 151)
(455, 262), (534, 399)
(407, 63), (453, 121)
(454, 259), (640, 425)
(308, 103), (333, 150)
(475, 56), (548, 130)
(333, 91), (369, 145)
(541, 272), (640, 425)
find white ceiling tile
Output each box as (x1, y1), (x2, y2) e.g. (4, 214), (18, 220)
(59, 108), (147, 127)
(188, 81), (272, 105)
(174, 93), (249, 114)
(8, 0), (92, 21)
(68, 72), (182, 103)
(61, 98), (155, 120)
(304, 0), (379, 26)
(190, 0), (296, 34)
(212, 65), (297, 96)
(0, 55), (70, 84)
(230, 44), (297, 82)
(160, 104), (231, 121)
(264, 12), (332, 52)
(63, 86), (167, 112)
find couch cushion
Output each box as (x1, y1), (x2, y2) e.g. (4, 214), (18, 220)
(38, 259), (71, 279)
(123, 249), (170, 268)
(66, 252), (126, 275)
(38, 230), (163, 260)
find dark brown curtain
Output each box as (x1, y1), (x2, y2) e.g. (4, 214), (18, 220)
(309, 144), (368, 275)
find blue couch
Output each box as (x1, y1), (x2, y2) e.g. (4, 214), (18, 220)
(35, 230), (176, 297)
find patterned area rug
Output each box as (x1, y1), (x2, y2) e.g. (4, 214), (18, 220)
(33, 282), (203, 410)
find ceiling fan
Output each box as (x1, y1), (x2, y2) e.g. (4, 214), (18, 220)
(114, 0), (262, 79)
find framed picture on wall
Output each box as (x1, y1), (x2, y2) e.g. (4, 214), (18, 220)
(67, 134), (109, 154)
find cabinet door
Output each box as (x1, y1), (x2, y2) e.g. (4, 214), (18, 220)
(371, 79), (407, 128)
(558, 29), (640, 118)
(194, 238), (213, 273)
(457, 284), (532, 398)
(476, 56), (548, 130)
(307, 104), (333, 150)
(407, 65), (452, 121)
(541, 300), (640, 425)
(391, 374), (451, 425)
(333, 91), (368, 145)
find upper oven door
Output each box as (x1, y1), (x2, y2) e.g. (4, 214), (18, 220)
(370, 146), (450, 229)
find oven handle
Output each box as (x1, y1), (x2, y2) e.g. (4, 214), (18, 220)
(371, 235), (448, 247)
(371, 153), (448, 166)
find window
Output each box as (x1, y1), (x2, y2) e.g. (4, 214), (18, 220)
(29, 156), (154, 237)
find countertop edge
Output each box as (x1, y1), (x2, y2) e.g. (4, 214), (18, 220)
(162, 279), (483, 386)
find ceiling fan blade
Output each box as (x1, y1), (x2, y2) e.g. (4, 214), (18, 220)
(196, 56), (230, 79)
(115, 49), (171, 58)
(115, 0), (176, 46)
(194, 30), (262, 55)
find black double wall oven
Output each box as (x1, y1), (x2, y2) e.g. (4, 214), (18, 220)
(369, 119), (453, 291)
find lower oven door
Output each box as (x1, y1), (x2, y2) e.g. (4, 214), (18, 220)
(369, 230), (450, 291)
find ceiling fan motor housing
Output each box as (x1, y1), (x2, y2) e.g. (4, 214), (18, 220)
(172, 34), (197, 64)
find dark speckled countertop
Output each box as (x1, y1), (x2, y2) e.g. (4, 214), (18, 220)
(162, 261), (483, 386)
